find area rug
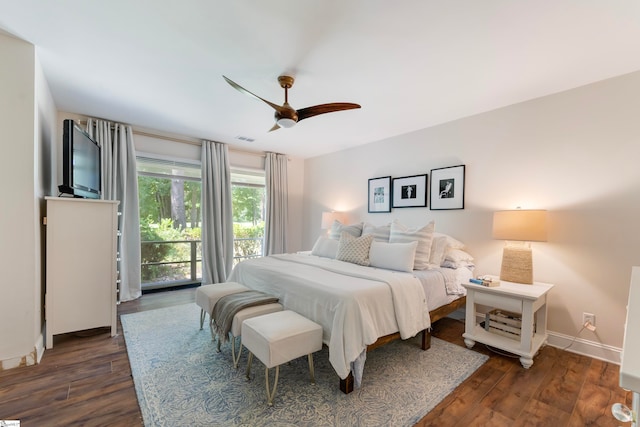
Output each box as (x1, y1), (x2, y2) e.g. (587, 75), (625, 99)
(121, 303), (487, 427)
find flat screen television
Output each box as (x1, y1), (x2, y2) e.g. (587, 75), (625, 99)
(58, 119), (101, 199)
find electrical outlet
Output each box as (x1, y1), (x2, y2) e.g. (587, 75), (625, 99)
(583, 312), (596, 330)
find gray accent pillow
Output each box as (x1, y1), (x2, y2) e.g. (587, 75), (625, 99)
(329, 220), (363, 240)
(362, 222), (391, 242)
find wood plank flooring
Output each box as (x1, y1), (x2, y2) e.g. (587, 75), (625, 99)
(0, 288), (630, 426)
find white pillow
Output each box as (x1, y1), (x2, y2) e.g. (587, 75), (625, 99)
(336, 232), (373, 266)
(369, 241), (418, 272)
(311, 236), (339, 259)
(389, 220), (435, 270)
(445, 248), (474, 263)
(433, 232), (465, 250)
(441, 258), (475, 269)
(329, 220), (363, 240)
(428, 235), (448, 267)
(362, 222), (391, 242)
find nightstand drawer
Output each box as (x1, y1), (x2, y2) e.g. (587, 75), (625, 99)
(475, 292), (522, 313)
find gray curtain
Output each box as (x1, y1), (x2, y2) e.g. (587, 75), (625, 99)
(264, 152), (288, 255)
(201, 140), (234, 283)
(86, 118), (142, 302)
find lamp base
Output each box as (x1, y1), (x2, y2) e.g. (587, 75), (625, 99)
(500, 245), (533, 284)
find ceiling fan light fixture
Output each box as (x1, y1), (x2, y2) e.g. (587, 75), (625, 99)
(276, 117), (297, 128)
(223, 75), (361, 132)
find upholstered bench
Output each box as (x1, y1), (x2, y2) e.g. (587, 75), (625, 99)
(195, 282), (248, 340)
(242, 310), (323, 406)
(224, 302), (284, 368)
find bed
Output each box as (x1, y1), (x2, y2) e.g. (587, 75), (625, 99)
(228, 247), (473, 393)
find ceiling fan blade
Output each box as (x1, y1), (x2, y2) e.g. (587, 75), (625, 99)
(268, 123), (281, 132)
(297, 103), (361, 122)
(222, 76), (283, 112)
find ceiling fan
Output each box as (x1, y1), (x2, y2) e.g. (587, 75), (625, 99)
(223, 75), (361, 131)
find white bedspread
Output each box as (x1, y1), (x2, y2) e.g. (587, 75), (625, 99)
(227, 253), (429, 379)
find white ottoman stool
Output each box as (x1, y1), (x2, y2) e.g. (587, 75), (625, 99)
(224, 302), (284, 369)
(242, 310), (323, 406)
(195, 282), (248, 340)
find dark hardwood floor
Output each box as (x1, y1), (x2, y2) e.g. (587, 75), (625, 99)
(0, 288), (629, 426)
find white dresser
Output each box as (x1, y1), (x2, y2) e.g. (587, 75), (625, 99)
(45, 197), (119, 348)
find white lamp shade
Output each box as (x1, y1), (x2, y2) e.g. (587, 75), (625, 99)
(492, 210), (547, 242)
(321, 211), (347, 229)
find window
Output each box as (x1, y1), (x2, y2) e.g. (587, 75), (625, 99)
(231, 168), (265, 265)
(137, 155), (202, 290)
(136, 156), (266, 289)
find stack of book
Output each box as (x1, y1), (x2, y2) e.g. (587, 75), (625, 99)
(469, 276), (500, 287)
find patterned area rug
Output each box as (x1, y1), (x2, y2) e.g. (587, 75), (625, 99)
(122, 303), (487, 427)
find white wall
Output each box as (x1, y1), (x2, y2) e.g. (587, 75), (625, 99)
(303, 71), (640, 361)
(34, 50), (57, 362)
(0, 32), (55, 368)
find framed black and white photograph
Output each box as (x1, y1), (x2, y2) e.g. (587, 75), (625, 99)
(392, 174), (428, 208)
(368, 176), (392, 213)
(430, 165), (465, 210)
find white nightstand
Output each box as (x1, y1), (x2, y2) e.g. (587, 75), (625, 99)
(461, 278), (554, 369)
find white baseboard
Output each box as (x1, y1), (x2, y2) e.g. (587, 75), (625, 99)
(1, 350), (37, 371)
(458, 312), (622, 365)
(0, 334), (45, 371)
(547, 331), (622, 365)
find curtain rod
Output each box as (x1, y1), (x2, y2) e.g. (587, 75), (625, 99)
(77, 119), (266, 159)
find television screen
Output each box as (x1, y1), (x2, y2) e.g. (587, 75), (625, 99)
(59, 119), (101, 199)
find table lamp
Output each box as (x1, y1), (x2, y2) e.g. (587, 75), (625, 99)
(321, 211), (346, 235)
(492, 209), (547, 284)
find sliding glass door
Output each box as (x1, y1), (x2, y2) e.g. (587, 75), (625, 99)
(136, 156), (266, 290)
(137, 156), (202, 290)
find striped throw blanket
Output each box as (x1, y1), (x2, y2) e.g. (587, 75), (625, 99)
(212, 290), (279, 344)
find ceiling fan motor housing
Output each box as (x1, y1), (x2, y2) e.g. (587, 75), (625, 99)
(275, 103), (298, 127)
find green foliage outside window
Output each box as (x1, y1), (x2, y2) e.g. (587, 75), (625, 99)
(140, 217), (201, 282)
(138, 176), (201, 228)
(233, 222), (264, 262)
(138, 171), (264, 284)
(232, 186), (263, 225)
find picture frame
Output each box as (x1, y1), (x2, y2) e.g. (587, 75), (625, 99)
(368, 176), (392, 213)
(430, 165), (465, 210)
(392, 174), (428, 208)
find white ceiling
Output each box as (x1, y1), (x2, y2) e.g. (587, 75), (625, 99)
(2, 1), (640, 159)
